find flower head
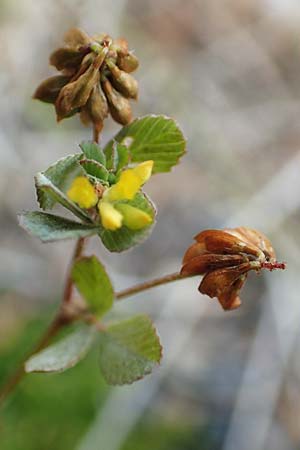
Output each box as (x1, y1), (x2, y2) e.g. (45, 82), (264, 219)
(181, 227), (285, 311)
(67, 161), (154, 232)
(98, 161), (154, 231)
(33, 28), (139, 131)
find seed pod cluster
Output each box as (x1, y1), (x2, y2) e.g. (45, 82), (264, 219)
(33, 28), (139, 131)
(181, 227), (285, 311)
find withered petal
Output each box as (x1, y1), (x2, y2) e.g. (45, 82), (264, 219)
(181, 254), (246, 276)
(50, 47), (88, 71)
(102, 79), (132, 125)
(182, 242), (207, 264)
(229, 227), (276, 260)
(198, 263), (251, 299)
(55, 61), (101, 121)
(114, 38), (129, 55)
(33, 75), (71, 104)
(194, 229), (262, 259)
(117, 52), (139, 73)
(108, 62), (138, 99)
(64, 28), (91, 47)
(217, 275), (246, 310)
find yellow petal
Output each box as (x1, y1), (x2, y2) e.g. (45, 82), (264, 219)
(105, 160), (154, 202)
(105, 170), (141, 201)
(115, 204), (152, 230)
(98, 201), (123, 230)
(67, 177), (98, 209)
(132, 160), (153, 184)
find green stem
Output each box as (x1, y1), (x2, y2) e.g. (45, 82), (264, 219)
(115, 271), (189, 300)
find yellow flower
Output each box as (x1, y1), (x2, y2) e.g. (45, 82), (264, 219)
(104, 160), (153, 202)
(67, 176), (98, 209)
(99, 160), (154, 231)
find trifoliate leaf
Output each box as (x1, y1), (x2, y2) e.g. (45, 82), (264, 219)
(36, 154), (84, 210)
(99, 315), (162, 385)
(35, 172), (93, 223)
(25, 325), (96, 373)
(18, 212), (99, 242)
(71, 256), (114, 317)
(79, 141), (106, 166)
(104, 115), (186, 173)
(99, 192), (156, 252)
(80, 159), (109, 181)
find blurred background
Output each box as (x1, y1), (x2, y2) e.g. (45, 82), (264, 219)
(0, 0), (300, 449)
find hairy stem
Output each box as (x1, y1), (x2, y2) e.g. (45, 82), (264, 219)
(116, 272), (189, 300)
(63, 237), (86, 304)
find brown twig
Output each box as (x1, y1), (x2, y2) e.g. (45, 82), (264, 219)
(63, 237), (86, 304)
(115, 272), (189, 300)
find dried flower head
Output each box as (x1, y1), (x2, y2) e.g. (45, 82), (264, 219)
(33, 28), (139, 132)
(181, 227), (285, 311)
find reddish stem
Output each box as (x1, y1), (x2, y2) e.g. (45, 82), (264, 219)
(261, 261), (286, 271)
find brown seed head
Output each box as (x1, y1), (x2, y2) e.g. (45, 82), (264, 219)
(181, 227), (285, 311)
(33, 28), (139, 130)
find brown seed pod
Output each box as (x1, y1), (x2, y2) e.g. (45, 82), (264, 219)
(107, 61), (138, 99)
(102, 78), (132, 125)
(50, 47), (88, 72)
(80, 79), (109, 132)
(33, 75), (71, 104)
(55, 51), (107, 121)
(55, 63), (99, 121)
(117, 52), (139, 73)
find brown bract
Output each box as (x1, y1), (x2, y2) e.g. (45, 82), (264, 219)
(33, 28), (139, 129)
(181, 227), (284, 311)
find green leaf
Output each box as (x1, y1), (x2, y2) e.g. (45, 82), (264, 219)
(18, 212), (99, 242)
(25, 325), (96, 373)
(105, 141), (119, 171)
(104, 115), (186, 173)
(79, 141), (106, 166)
(35, 172), (93, 223)
(99, 192), (156, 252)
(115, 142), (130, 172)
(80, 159), (109, 181)
(99, 315), (162, 385)
(71, 256), (114, 317)
(36, 154), (84, 210)
(106, 141), (129, 172)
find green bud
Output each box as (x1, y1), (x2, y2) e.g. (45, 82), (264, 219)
(117, 52), (139, 73)
(107, 61), (138, 99)
(33, 75), (70, 104)
(102, 79), (132, 125)
(108, 173), (116, 184)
